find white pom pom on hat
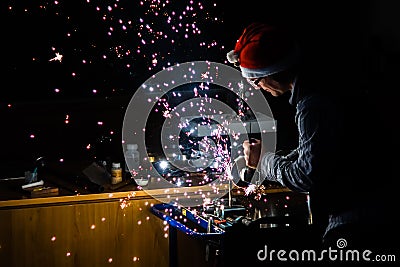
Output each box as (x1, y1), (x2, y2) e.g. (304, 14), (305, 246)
(227, 22), (298, 78)
(226, 50), (239, 65)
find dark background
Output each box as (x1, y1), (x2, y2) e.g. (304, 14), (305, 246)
(1, 0), (399, 179)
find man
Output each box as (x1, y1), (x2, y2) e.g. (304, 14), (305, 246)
(227, 22), (398, 252)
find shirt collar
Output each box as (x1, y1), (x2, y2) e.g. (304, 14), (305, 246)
(289, 75), (299, 106)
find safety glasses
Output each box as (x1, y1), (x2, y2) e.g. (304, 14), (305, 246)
(247, 77), (263, 88)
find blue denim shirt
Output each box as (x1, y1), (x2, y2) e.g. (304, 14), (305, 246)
(259, 78), (342, 192)
(258, 76), (376, 236)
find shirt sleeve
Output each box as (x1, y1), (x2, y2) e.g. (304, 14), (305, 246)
(258, 98), (330, 192)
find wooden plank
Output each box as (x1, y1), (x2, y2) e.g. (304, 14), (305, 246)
(0, 197), (169, 267)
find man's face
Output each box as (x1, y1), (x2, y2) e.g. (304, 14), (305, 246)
(247, 76), (291, 97)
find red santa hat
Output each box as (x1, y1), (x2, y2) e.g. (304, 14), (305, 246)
(227, 22), (298, 78)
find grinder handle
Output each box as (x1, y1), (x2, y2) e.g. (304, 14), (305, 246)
(244, 137), (261, 169)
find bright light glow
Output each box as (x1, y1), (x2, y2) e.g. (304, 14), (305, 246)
(159, 160), (169, 170)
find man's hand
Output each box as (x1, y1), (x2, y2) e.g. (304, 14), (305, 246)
(243, 138), (262, 169)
